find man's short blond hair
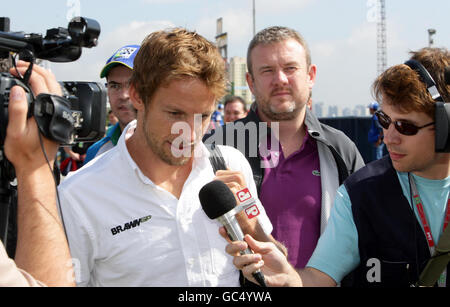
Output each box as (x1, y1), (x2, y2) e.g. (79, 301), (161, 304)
(131, 28), (227, 106)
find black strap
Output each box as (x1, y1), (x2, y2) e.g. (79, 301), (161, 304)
(207, 144), (227, 172)
(328, 145), (349, 185)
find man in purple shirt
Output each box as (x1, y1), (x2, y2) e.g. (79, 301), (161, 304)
(260, 133), (322, 268)
(204, 26), (364, 270)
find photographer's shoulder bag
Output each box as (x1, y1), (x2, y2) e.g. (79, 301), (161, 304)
(417, 221), (450, 287)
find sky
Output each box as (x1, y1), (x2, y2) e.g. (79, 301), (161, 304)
(2, 0), (449, 109)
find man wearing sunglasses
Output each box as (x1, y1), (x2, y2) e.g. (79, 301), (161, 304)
(222, 47), (450, 287)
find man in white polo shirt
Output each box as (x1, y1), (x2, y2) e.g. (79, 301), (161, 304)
(58, 28), (275, 287)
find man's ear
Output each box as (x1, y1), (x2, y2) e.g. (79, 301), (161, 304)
(246, 72), (255, 95)
(307, 64), (317, 90)
(129, 84), (145, 111)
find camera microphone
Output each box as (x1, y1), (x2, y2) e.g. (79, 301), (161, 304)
(199, 180), (267, 287)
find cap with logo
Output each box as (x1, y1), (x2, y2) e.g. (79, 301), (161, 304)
(100, 45), (140, 78)
(368, 101), (379, 110)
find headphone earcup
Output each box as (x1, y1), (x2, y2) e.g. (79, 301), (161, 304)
(435, 101), (450, 152)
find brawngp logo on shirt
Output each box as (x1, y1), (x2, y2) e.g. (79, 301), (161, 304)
(111, 215), (152, 236)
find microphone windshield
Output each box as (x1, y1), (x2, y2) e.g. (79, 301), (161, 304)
(199, 180), (237, 219)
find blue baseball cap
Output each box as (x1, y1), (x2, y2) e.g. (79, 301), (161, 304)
(368, 101), (379, 110)
(100, 45), (140, 78)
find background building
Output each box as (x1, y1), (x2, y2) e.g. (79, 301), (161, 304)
(228, 56), (253, 106)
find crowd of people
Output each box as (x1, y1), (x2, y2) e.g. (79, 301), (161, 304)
(0, 23), (448, 288)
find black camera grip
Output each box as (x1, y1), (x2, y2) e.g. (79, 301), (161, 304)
(33, 93), (75, 144)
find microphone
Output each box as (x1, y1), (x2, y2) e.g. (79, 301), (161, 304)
(199, 180), (267, 287)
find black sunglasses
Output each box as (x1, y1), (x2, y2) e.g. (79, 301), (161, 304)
(375, 110), (435, 136)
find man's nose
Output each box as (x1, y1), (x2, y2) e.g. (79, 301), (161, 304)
(273, 69), (289, 85)
(119, 87), (130, 99)
(383, 124), (400, 146)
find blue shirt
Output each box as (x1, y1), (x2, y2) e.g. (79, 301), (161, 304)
(307, 172), (450, 283)
(368, 114), (382, 144)
(84, 123), (121, 165)
(211, 110), (224, 126)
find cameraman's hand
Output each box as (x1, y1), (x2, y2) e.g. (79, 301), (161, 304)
(5, 62), (76, 286)
(5, 61), (62, 172)
(11, 60), (62, 96)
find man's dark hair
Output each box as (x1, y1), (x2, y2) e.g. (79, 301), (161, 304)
(224, 95), (247, 111)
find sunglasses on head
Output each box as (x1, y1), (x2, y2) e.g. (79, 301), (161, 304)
(375, 110), (435, 136)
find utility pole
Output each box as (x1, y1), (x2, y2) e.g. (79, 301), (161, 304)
(252, 0), (256, 37)
(377, 0), (387, 75)
(428, 29), (436, 47)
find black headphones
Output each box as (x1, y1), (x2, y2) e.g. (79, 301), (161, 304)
(404, 59), (450, 152)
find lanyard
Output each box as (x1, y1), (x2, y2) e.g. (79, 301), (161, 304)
(408, 173), (450, 287)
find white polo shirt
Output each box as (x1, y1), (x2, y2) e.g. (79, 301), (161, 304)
(58, 120), (272, 287)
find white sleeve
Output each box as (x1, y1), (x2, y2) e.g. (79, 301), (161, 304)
(0, 243), (45, 287)
(58, 186), (97, 287)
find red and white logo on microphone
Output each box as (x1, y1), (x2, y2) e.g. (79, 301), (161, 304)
(245, 205), (260, 219)
(236, 188), (260, 219)
(236, 188), (252, 203)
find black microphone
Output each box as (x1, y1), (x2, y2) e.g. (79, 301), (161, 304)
(199, 180), (267, 287)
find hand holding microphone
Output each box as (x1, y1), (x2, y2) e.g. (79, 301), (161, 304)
(199, 180), (267, 287)
(213, 169), (261, 236)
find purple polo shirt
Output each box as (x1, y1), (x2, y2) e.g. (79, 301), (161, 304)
(259, 132), (322, 268)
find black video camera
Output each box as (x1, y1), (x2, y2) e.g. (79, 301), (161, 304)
(0, 16), (106, 148)
(0, 17), (106, 251)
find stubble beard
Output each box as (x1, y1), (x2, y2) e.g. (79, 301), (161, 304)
(256, 95), (302, 121)
(142, 118), (192, 167)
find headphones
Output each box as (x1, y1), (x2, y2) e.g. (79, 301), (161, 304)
(404, 59), (450, 152)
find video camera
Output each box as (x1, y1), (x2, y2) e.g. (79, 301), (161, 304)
(0, 16), (106, 148)
(0, 17), (106, 252)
